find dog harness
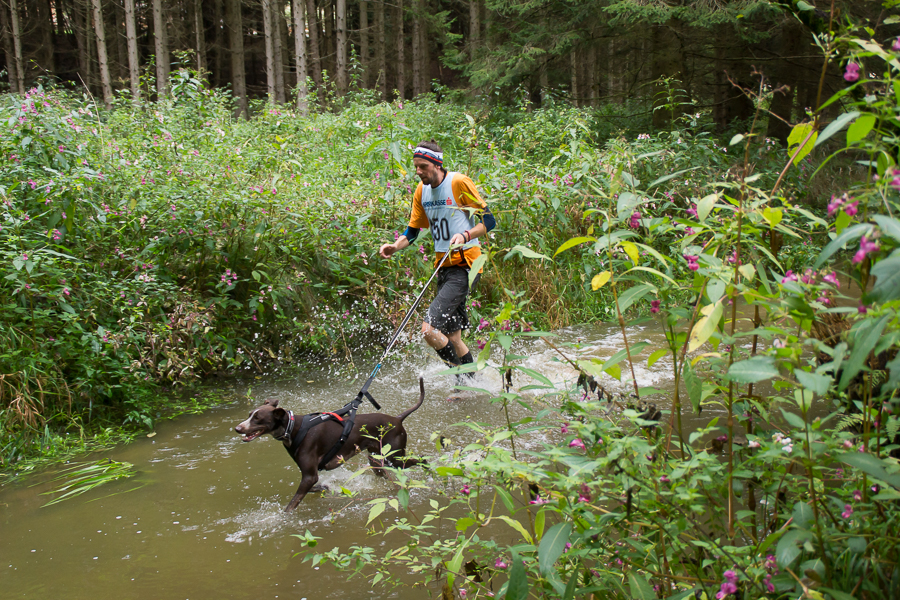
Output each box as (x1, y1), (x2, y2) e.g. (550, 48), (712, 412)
(277, 391), (381, 471)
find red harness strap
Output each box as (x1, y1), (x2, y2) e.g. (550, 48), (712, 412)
(324, 411), (344, 422)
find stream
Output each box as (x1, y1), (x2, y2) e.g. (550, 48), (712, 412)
(1, 322), (749, 599)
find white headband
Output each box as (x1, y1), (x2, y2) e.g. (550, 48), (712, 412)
(413, 146), (443, 165)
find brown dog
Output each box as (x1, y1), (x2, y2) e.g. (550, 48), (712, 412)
(234, 378), (426, 511)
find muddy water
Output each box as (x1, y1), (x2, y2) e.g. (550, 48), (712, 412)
(1, 323), (737, 599)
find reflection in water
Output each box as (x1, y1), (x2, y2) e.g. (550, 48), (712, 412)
(0, 321), (735, 599)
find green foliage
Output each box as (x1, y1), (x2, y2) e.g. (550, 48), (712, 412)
(297, 32), (900, 600)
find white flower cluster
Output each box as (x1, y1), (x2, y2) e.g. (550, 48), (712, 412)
(772, 432), (793, 453)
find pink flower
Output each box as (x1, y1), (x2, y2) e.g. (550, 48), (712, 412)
(578, 494), (591, 502)
(842, 504), (853, 519)
(650, 299), (661, 314)
(569, 438), (585, 450)
(494, 558), (508, 569)
(686, 204), (698, 218)
(529, 495), (550, 505)
(844, 201), (859, 217)
(781, 270), (798, 284)
(629, 211), (641, 229)
(461, 484), (471, 496)
(893, 38), (900, 51)
(853, 490), (862, 501)
(659, 475), (670, 483)
(561, 423), (569, 434)
(822, 271), (840, 287)
(684, 255), (699, 271)
(852, 235), (880, 265)
(844, 62), (861, 82)
(858, 304), (869, 314)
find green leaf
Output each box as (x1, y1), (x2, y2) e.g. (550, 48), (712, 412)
(838, 451), (900, 490)
(688, 301), (723, 352)
(494, 485), (516, 512)
(469, 254), (488, 287)
(729, 133), (745, 146)
(794, 370), (831, 395)
(839, 314), (890, 390)
(813, 224), (870, 269)
(762, 207), (783, 227)
(366, 501), (386, 525)
(846, 113), (876, 146)
(591, 271), (611, 290)
(554, 236), (596, 257)
(515, 366), (554, 387)
(508, 245), (550, 261)
(818, 588), (857, 600)
(446, 537), (469, 588)
(684, 360), (703, 414)
(697, 193), (717, 222)
(872, 215), (900, 244)
(455, 517), (476, 531)
(538, 522), (572, 576)
(621, 240), (639, 265)
(602, 342), (651, 371)
(617, 283), (655, 313)
(506, 549), (529, 600)
(787, 122), (818, 165)
(617, 191), (642, 218)
(628, 573), (656, 600)
(728, 356), (779, 384)
(776, 529), (811, 568)
(563, 566), (579, 600)
(647, 167), (699, 190)
(647, 349), (668, 368)
(867, 256), (900, 304)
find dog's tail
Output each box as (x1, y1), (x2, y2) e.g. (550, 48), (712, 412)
(398, 377), (426, 422)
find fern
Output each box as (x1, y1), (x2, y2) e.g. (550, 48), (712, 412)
(836, 413), (864, 432)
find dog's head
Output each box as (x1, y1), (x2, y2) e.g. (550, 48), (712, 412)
(234, 398), (287, 442)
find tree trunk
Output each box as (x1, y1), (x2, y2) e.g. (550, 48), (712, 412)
(194, 0), (207, 76)
(292, 0), (308, 111)
(395, 0), (404, 99)
(113, 0), (127, 82)
(374, 0), (385, 98)
(9, 0), (23, 93)
(91, 0), (113, 108)
(0, 1), (16, 94)
(213, 0), (224, 86)
(336, 0), (346, 94)
(225, 0), (248, 117)
(324, 0), (333, 75)
(72, 0), (93, 92)
(277, 5), (288, 102)
(570, 50), (578, 106)
(358, 0), (368, 87)
(124, 0), (140, 100)
(305, 0), (322, 85)
(411, 0), (421, 97)
(262, 0), (276, 100)
(539, 66), (548, 105)
(152, 0), (168, 97)
(468, 0), (478, 56)
(36, 0), (55, 74)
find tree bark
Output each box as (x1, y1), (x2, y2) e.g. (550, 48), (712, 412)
(395, 0), (404, 99)
(213, 0), (224, 86)
(570, 50), (578, 107)
(292, 0), (308, 111)
(36, 0), (55, 74)
(468, 0), (478, 55)
(411, 0), (421, 97)
(9, 0), (23, 93)
(0, 1), (16, 94)
(374, 0), (385, 98)
(72, 0), (94, 92)
(276, 5), (288, 102)
(358, 0), (368, 87)
(305, 0), (322, 85)
(336, 0), (346, 94)
(194, 0), (207, 76)
(262, 0), (276, 100)
(91, 0), (113, 108)
(324, 0), (333, 75)
(225, 0), (248, 117)
(124, 0), (140, 100)
(113, 0), (127, 82)
(650, 22), (684, 129)
(152, 0), (168, 97)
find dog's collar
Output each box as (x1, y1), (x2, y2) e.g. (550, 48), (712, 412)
(275, 411), (295, 446)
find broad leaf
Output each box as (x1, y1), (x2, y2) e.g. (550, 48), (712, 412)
(787, 122), (818, 165)
(814, 111), (860, 147)
(846, 113), (876, 146)
(867, 255), (900, 304)
(728, 356), (779, 384)
(813, 224), (870, 269)
(554, 236), (596, 257)
(538, 523), (572, 576)
(591, 271), (611, 290)
(839, 314), (890, 390)
(508, 245), (550, 261)
(506, 550), (529, 600)
(688, 300), (723, 352)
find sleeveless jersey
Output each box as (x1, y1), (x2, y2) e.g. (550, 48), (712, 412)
(419, 172), (480, 254)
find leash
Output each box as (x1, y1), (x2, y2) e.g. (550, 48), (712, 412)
(316, 245), (465, 470)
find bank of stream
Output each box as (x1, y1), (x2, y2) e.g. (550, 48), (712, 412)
(1, 321), (788, 599)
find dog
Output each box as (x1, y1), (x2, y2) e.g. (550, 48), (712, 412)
(234, 377), (426, 511)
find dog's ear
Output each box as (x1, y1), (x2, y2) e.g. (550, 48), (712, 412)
(272, 407), (287, 420)
(264, 398), (280, 407)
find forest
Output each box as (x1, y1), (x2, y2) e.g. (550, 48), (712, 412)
(3, 0), (900, 599)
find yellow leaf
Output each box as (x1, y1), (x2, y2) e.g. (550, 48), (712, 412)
(591, 271), (611, 290)
(622, 240), (640, 265)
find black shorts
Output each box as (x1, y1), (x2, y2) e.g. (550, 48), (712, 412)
(425, 266), (480, 335)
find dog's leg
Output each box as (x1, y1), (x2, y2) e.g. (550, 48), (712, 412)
(285, 464), (320, 512)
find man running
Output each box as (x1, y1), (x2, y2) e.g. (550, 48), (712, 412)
(378, 139), (496, 374)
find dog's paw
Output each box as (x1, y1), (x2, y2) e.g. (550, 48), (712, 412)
(445, 396), (463, 403)
(309, 483), (330, 493)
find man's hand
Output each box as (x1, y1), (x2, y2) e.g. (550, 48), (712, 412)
(449, 233), (466, 246)
(379, 243), (398, 259)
